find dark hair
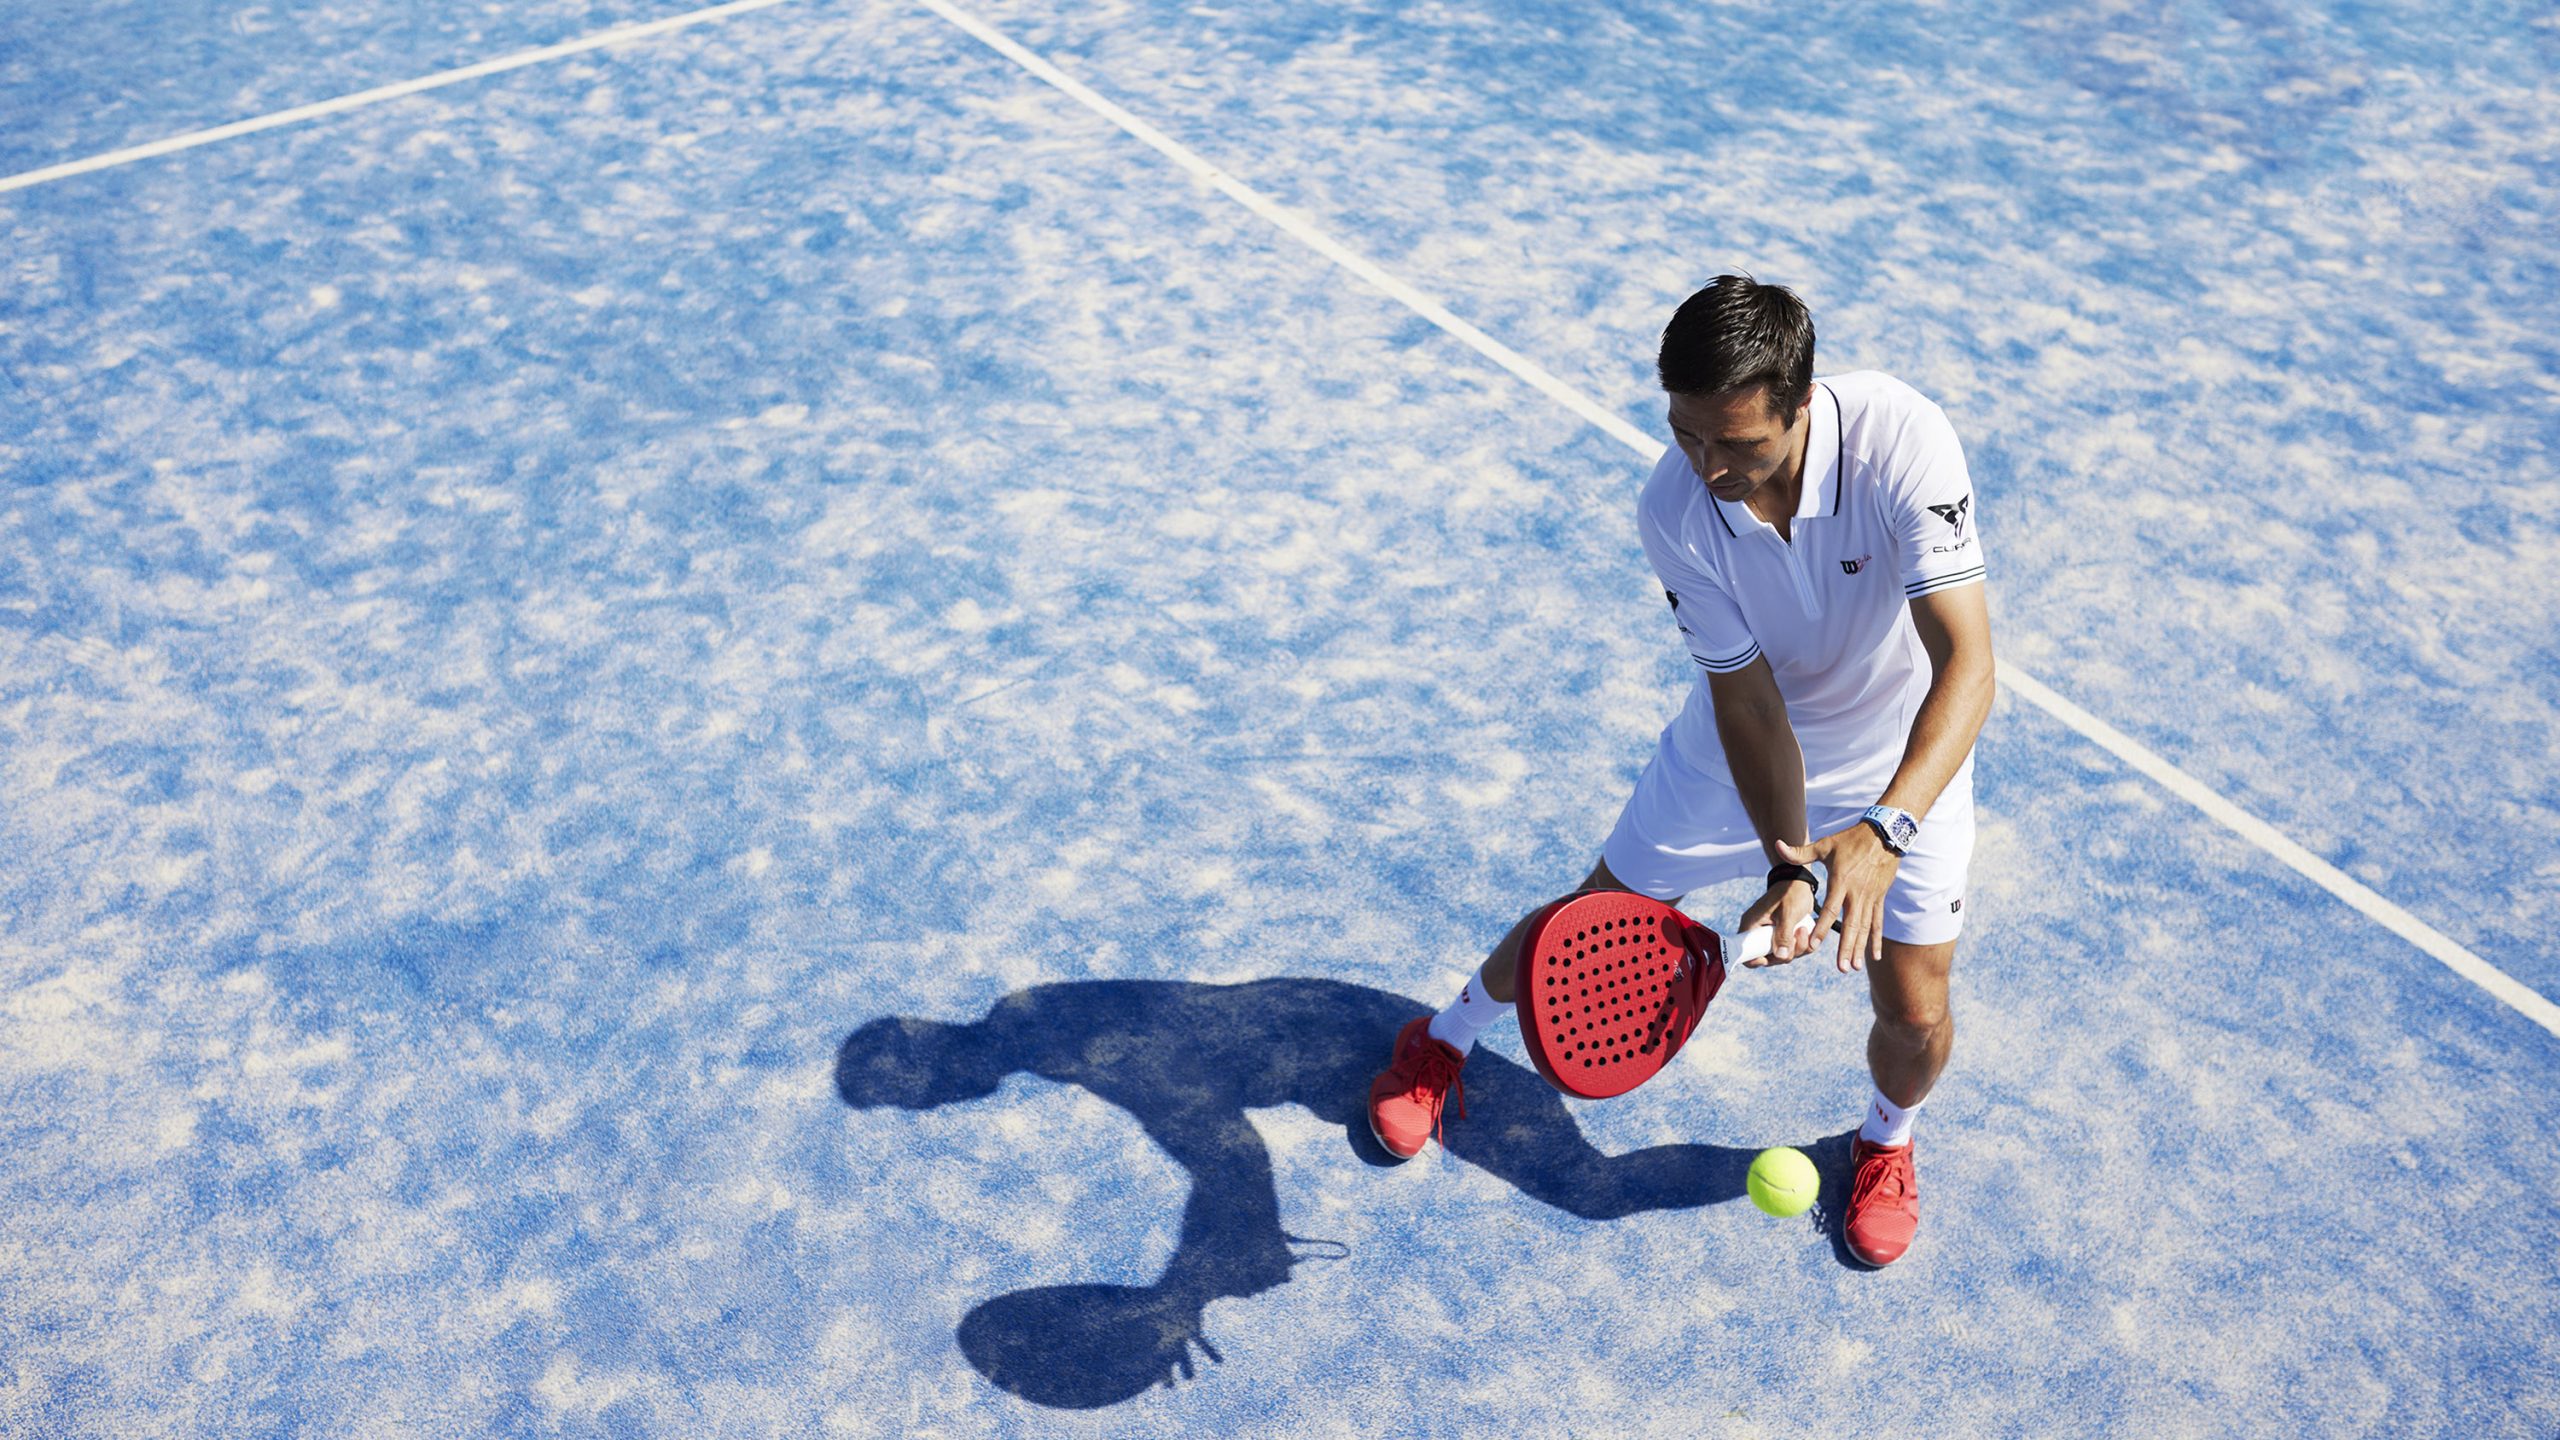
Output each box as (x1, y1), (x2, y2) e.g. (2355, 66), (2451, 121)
(1657, 275), (1815, 420)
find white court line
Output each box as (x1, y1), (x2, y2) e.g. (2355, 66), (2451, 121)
(0, 0), (2548, 1039)
(913, 0), (2560, 1041)
(910, 0), (1660, 458)
(0, 0), (801, 196)
(1998, 666), (2560, 1036)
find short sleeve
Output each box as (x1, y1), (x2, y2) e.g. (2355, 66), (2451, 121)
(1636, 494), (1761, 674)
(1883, 404), (1987, 600)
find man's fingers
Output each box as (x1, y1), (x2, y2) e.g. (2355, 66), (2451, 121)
(1812, 894), (1847, 960)
(1770, 914), (1799, 961)
(1762, 919), (1801, 965)
(1773, 836), (1820, 865)
(1834, 899), (1870, 973)
(1781, 900), (1820, 961)
(1746, 921), (1787, 968)
(1738, 887), (1789, 966)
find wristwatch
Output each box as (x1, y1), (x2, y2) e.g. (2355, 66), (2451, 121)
(1860, 804), (1918, 855)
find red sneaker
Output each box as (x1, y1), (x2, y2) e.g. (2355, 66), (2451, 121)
(1844, 1137), (1919, 1267)
(1366, 1018), (1467, 1160)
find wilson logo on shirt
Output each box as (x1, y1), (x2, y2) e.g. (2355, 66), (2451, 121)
(1925, 495), (1972, 534)
(1840, 554), (1873, 575)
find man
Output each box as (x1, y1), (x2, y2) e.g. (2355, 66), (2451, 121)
(1366, 276), (1996, 1267)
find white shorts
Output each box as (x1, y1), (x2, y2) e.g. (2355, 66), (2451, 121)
(1601, 733), (1975, 946)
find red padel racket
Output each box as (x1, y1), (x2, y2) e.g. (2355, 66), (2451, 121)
(1515, 891), (1810, 1099)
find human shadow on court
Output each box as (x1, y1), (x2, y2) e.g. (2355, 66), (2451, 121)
(838, 976), (1797, 1411)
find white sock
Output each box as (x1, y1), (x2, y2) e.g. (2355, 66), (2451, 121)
(1859, 1089), (1920, 1148)
(1426, 973), (1511, 1056)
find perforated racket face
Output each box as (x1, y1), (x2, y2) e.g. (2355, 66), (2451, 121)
(1516, 892), (1726, 1099)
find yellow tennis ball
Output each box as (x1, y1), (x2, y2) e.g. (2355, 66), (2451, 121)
(1747, 1146), (1819, 1218)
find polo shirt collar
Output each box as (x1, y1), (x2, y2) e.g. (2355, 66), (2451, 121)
(1713, 381), (1842, 535)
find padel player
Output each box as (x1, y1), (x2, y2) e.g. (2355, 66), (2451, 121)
(1367, 276), (1996, 1267)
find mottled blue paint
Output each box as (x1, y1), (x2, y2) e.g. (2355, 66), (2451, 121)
(1, 0), (2555, 1436)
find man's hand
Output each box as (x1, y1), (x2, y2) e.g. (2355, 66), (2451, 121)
(1733, 879), (1819, 967)
(1776, 823), (1902, 972)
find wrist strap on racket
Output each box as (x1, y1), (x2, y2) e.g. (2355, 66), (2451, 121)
(1766, 863), (1818, 896)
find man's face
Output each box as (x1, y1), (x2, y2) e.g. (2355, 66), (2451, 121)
(1666, 385), (1807, 505)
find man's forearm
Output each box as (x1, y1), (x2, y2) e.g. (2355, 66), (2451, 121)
(1716, 708), (1812, 867)
(1876, 654), (1995, 821)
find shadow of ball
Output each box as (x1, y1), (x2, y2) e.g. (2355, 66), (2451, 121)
(956, 1283), (1219, 1410)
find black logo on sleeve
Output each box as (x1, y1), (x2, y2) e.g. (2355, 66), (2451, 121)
(1925, 495), (1972, 534)
(1664, 589), (1681, 610)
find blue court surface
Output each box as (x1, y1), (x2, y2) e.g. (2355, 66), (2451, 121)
(4, 1), (2557, 1435)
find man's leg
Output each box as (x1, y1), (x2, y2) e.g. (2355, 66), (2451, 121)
(1370, 733), (1753, 1159)
(1473, 857), (1630, 1004)
(1366, 858), (1631, 1160)
(1844, 936), (1954, 1268)
(1866, 938), (1956, 1110)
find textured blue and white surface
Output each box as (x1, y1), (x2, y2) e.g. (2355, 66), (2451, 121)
(3, 1), (2556, 1435)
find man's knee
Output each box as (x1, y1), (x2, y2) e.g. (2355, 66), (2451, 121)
(1582, 854), (1651, 897)
(1869, 940), (1955, 1034)
(1872, 998), (1950, 1036)
(1484, 857), (1647, 1003)
(1521, 856), (1640, 953)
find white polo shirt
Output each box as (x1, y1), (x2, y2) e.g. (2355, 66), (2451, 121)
(1638, 370), (1985, 800)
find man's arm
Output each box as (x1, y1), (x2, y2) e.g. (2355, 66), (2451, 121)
(1777, 583), (1996, 968)
(1709, 657), (1822, 961)
(1878, 583), (1996, 821)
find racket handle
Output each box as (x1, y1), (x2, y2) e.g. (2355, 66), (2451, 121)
(1728, 916), (1819, 965)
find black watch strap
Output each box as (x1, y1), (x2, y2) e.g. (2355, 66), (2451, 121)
(1766, 863), (1818, 895)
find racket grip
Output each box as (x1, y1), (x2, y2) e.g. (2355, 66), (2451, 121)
(1729, 917), (1817, 964)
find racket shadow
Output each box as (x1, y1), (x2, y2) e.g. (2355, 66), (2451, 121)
(837, 975), (1782, 1410)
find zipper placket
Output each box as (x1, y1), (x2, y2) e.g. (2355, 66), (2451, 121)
(1776, 530), (1823, 617)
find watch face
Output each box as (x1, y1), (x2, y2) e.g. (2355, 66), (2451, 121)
(1866, 807), (1917, 852)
